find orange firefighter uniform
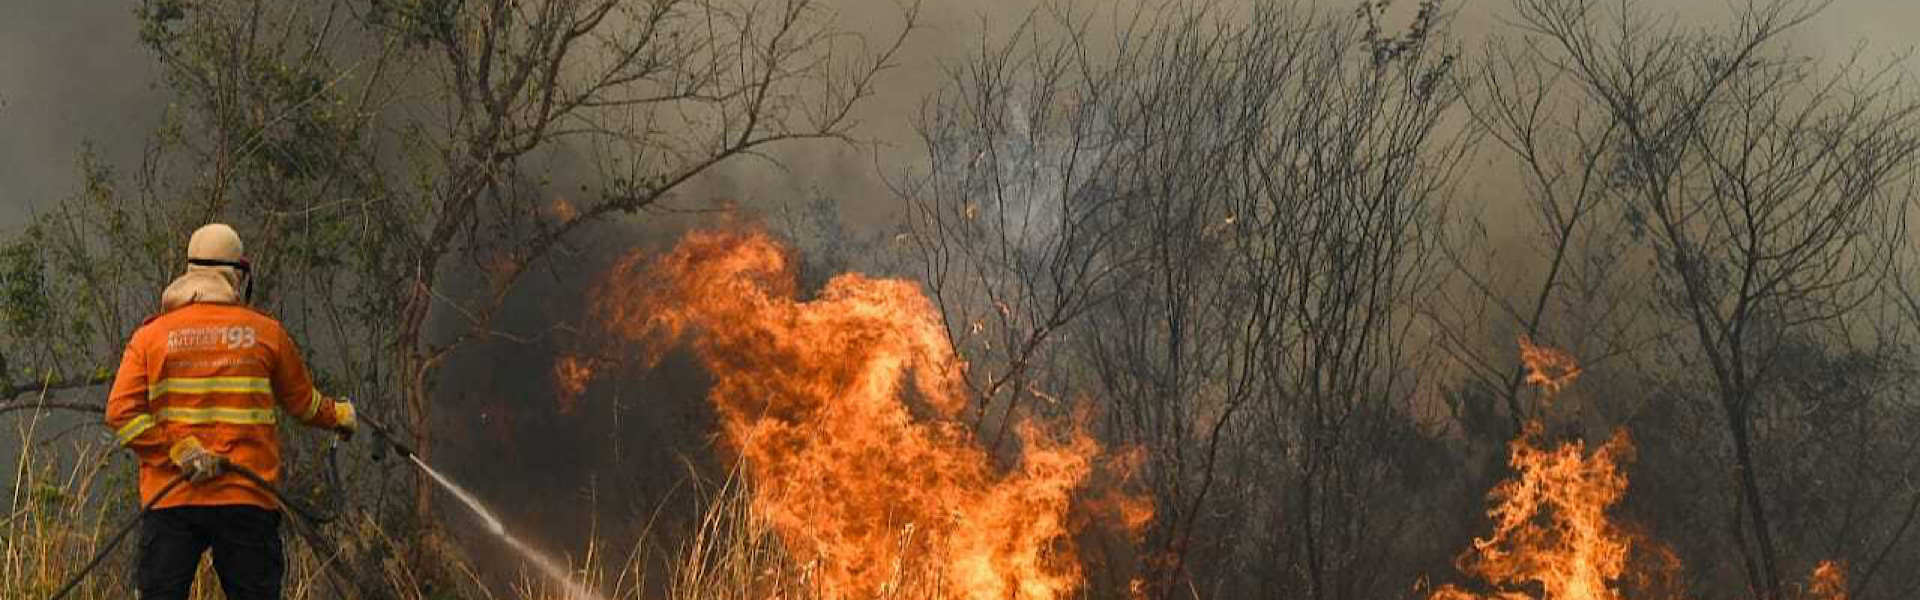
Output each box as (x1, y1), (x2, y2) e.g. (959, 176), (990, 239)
(107, 223), (356, 600)
(104, 239), (353, 509)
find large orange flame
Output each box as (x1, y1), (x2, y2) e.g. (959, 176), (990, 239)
(1430, 337), (1631, 600)
(1429, 425), (1639, 600)
(577, 228), (1147, 599)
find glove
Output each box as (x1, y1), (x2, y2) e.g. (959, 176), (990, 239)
(168, 437), (224, 483)
(333, 400), (357, 440)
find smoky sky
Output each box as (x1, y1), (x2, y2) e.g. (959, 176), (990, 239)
(5, 0), (1916, 535)
(0, 0), (161, 225)
(5, 0), (1915, 500)
(2, 1), (1913, 231)
(3, 1), (1915, 593)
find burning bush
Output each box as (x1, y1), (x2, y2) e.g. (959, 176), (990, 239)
(573, 228), (1150, 599)
(1429, 340), (1849, 600)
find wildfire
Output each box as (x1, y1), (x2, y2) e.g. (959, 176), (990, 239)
(553, 354), (594, 414)
(1517, 335), (1582, 397)
(580, 228), (1147, 599)
(551, 197), (580, 222)
(1433, 340), (1850, 600)
(1805, 561), (1846, 600)
(1428, 424), (1641, 600)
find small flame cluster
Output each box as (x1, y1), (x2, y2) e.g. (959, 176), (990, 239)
(1517, 335), (1582, 398)
(570, 229), (1148, 599)
(552, 355), (594, 414)
(1431, 338), (1849, 600)
(1806, 561), (1847, 600)
(551, 197), (580, 222)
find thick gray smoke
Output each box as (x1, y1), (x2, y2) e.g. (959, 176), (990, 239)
(0, 0), (161, 224)
(2, 0), (1914, 596)
(2, 1), (1911, 229)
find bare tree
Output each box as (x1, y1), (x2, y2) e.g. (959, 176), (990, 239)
(1224, 4), (1468, 598)
(902, 5), (1145, 448)
(1433, 19), (1661, 439)
(906, 2), (1469, 597)
(1504, 0), (1920, 597)
(353, 0), (915, 519)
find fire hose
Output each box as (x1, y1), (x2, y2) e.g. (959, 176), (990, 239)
(44, 435), (390, 600)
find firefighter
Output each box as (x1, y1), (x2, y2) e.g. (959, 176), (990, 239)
(103, 223), (357, 600)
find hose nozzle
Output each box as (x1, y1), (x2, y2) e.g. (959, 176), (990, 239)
(358, 413), (417, 460)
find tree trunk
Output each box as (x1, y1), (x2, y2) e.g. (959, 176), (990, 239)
(1300, 459), (1326, 600)
(1725, 394), (1785, 600)
(400, 274), (436, 524)
(407, 361), (433, 522)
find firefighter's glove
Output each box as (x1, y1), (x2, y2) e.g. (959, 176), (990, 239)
(333, 400), (357, 441)
(168, 437), (224, 483)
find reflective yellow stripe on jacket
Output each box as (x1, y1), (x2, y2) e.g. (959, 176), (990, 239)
(299, 389), (325, 420)
(147, 376), (277, 427)
(115, 414), (157, 445)
(148, 376), (273, 399)
(155, 407), (278, 426)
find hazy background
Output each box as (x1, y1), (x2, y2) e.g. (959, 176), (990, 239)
(0, 0), (162, 224)
(7, 1), (1908, 231)
(5, 1), (1919, 596)
(6, 0), (1914, 504)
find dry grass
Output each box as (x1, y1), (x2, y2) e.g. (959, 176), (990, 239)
(1, 408), (841, 600)
(5, 406), (143, 599)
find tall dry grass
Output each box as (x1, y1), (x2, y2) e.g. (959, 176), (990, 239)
(1, 405), (834, 600)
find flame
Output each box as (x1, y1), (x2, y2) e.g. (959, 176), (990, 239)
(553, 354), (594, 414)
(1518, 335), (1582, 397)
(552, 197), (579, 222)
(1432, 337), (1629, 600)
(1433, 340), (1845, 600)
(585, 228), (1147, 599)
(1802, 561), (1846, 600)
(1429, 425), (1639, 600)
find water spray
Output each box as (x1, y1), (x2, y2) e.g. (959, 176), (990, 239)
(359, 414), (606, 600)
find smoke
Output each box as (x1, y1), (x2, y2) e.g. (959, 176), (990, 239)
(0, 0), (161, 226)
(2, 0), (1916, 595)
(5, 0), (1912, 228)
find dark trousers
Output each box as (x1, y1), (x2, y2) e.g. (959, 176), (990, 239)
(136, 505), (284, 600)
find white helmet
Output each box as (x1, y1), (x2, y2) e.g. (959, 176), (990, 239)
(185, 223), (252, 301)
